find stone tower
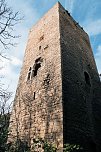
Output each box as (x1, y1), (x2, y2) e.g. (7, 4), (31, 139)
(8, 2), (101, 152)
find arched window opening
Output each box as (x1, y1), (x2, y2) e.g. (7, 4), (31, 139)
(27, 57), (43, 81)
(32, 57), (42, 77)
(84, 71), (91, 86)
(34, 62), (41, 77)
(35, 57), (42, 63)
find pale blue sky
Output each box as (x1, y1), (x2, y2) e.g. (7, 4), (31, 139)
(0, 0), (101, 101)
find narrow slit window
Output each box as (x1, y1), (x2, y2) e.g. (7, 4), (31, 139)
(33, 92), (35, 100)
(84, 71), (91, 86)
(39, 46), (41, 50)
(27, 72), (31, 80)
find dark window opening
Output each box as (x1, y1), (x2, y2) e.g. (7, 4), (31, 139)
(29, 67), (31, 71)
(39, 46), (41, 50)
(27, 72), (31, 80)
(34, 62), (41, 77)
(84, 71), (91, 86)
(32, 57), (43, 77)
(35, 57), (42, 63)
(33, 92), (35, 100)
(27, 57), (43, 81)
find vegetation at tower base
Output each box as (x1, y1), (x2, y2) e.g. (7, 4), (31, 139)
(0, 89), (12, 152)
(0, 113), (10, 151)
(4, 137), (83, 152)
(31, 138), (83, 152)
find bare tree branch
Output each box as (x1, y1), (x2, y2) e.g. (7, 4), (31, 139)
(0, 1), (22, 150)
(0, 0), (23, 51)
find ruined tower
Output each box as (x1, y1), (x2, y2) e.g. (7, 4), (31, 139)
(8, 2), (101, 152)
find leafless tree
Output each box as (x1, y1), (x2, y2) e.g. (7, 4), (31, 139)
(0, 85), (12, 114)
(0, 0), (23, 54)
(0, 0), (22, 104)
(0, 1), (23, 150)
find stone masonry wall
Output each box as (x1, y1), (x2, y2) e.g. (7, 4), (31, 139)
(59, 3), (101, 152)
(8, 2), (101, 152)
(8, 3), (63, 151)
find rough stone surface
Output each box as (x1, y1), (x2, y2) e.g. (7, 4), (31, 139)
(59, 4), (101, 152)
(8, 2), (101, 152)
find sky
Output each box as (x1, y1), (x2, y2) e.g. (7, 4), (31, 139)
(0, 0), (101, 102)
